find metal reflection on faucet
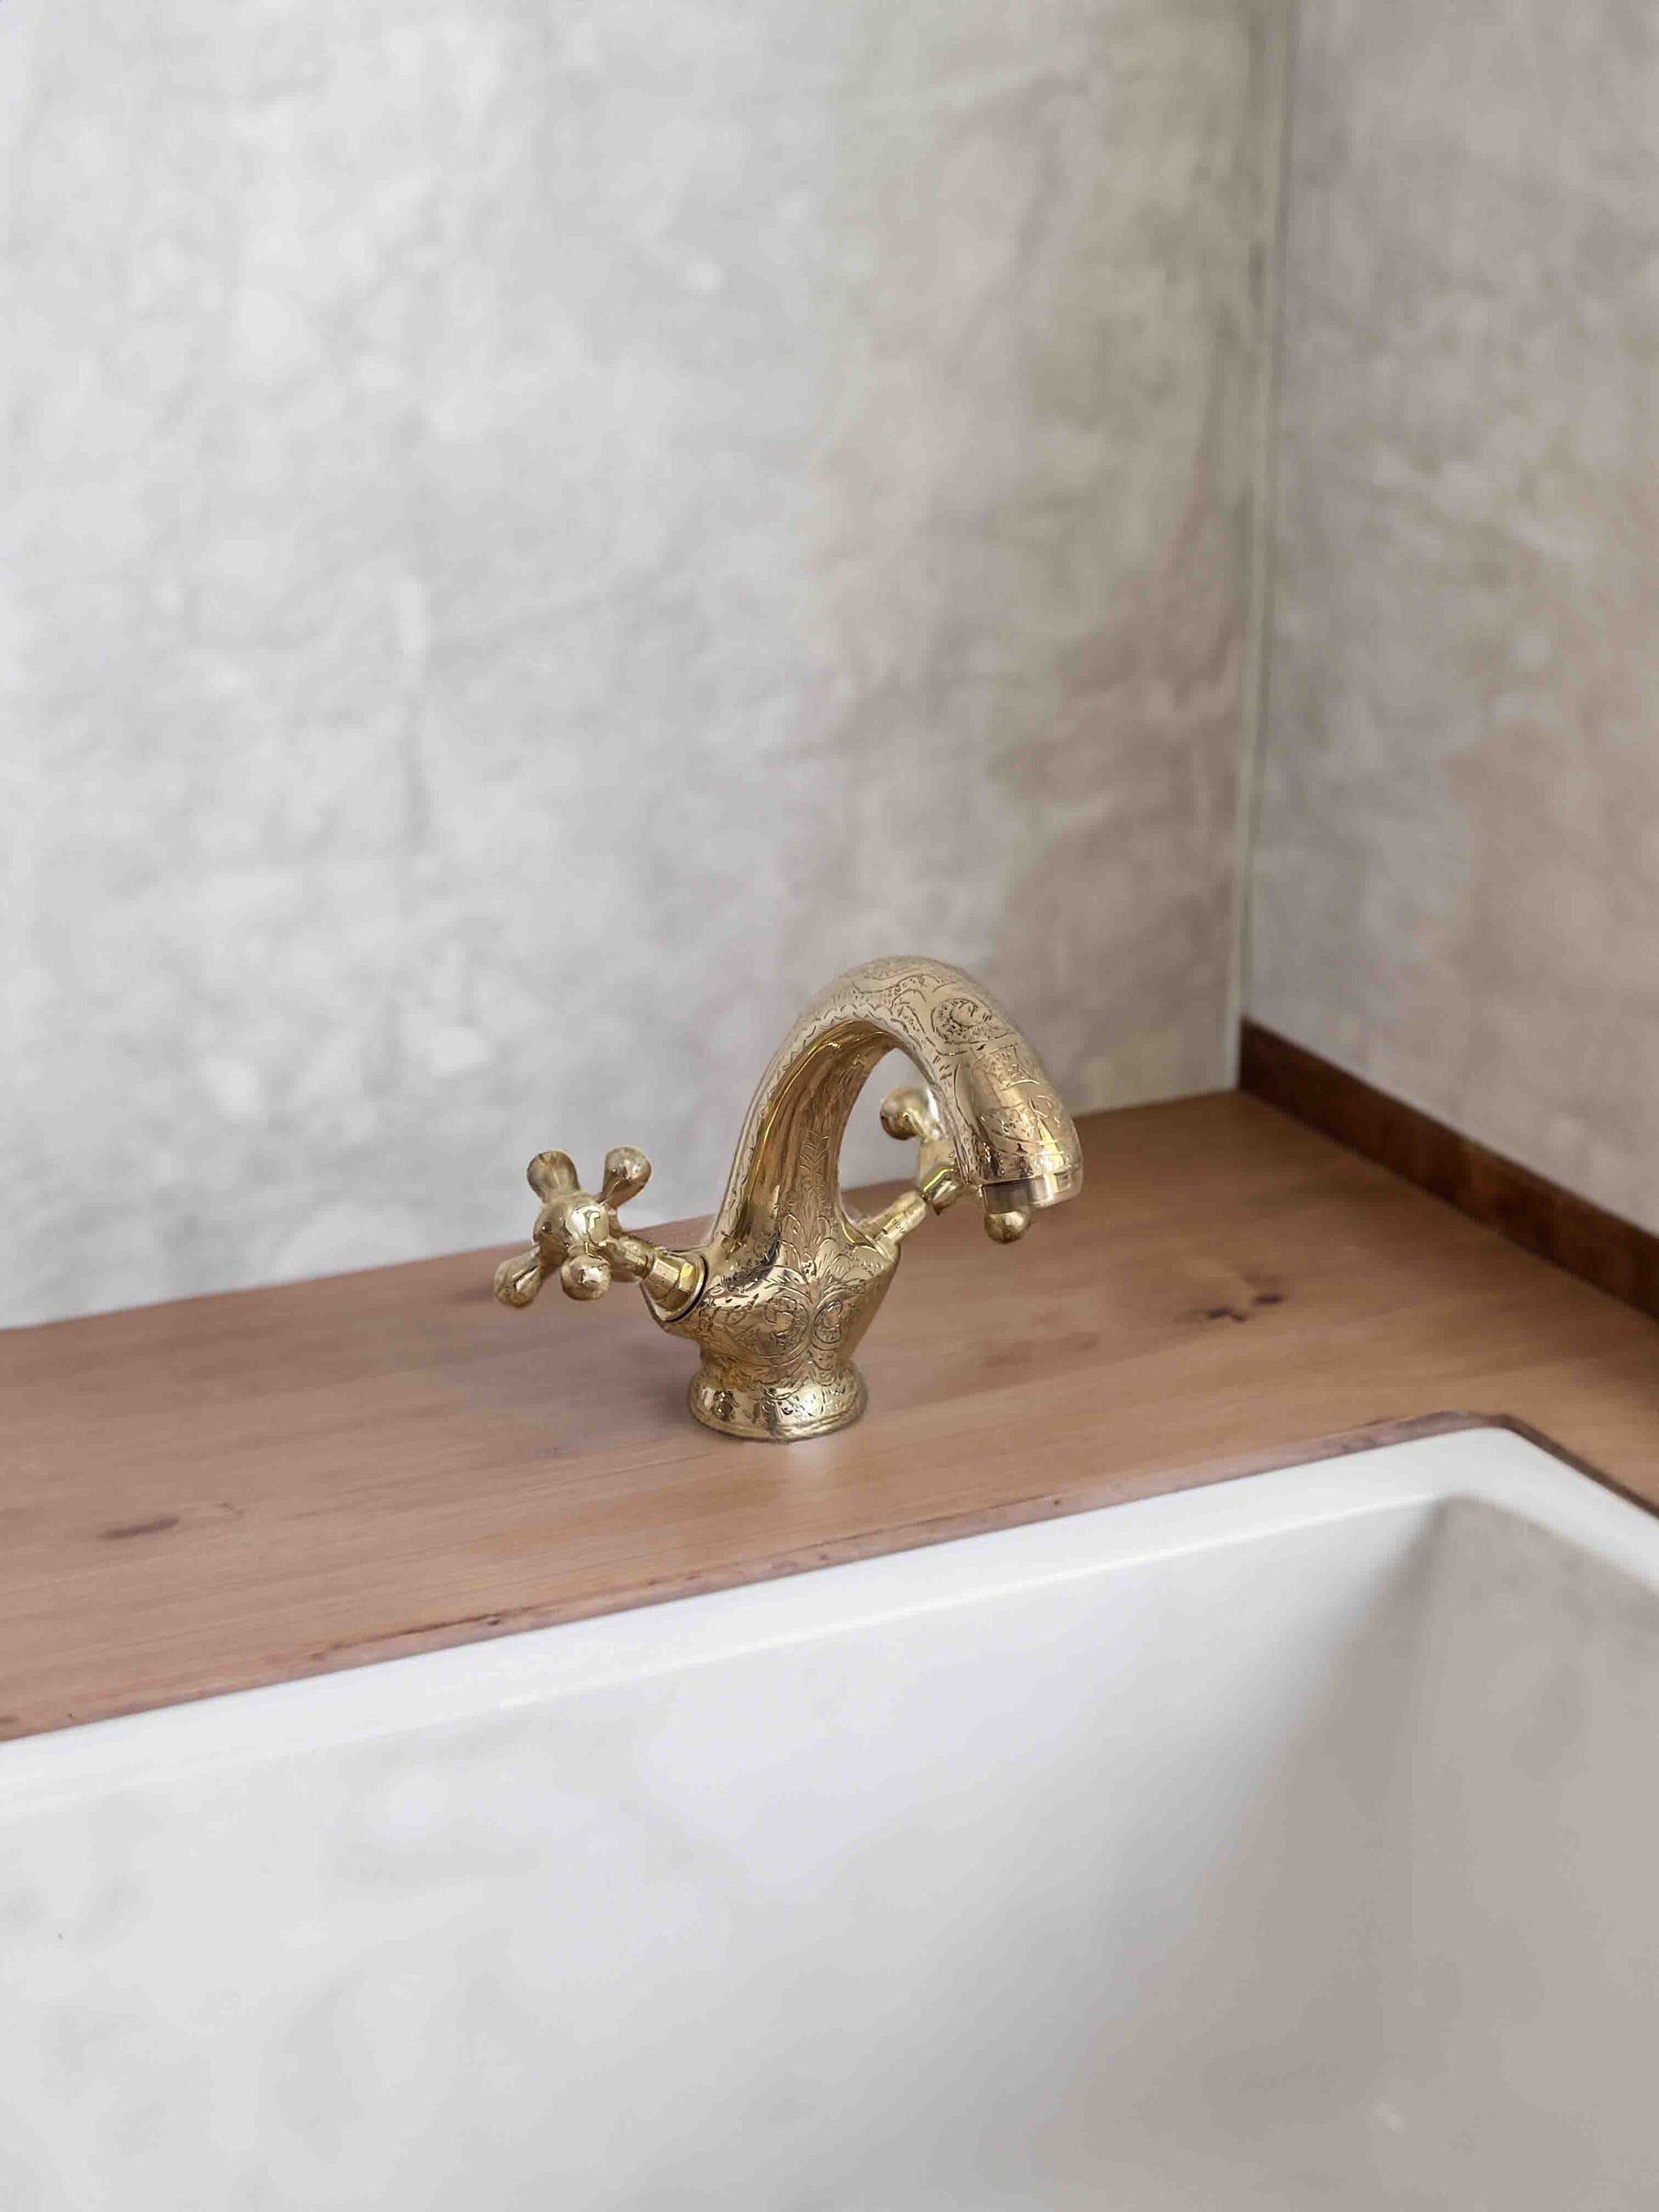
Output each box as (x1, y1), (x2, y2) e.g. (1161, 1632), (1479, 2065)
(493, 956), (1083, 1441)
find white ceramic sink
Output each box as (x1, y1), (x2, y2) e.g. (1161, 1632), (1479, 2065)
(4, 1426), (1658, 2209)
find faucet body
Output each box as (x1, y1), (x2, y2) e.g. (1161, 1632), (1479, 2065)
(494, 957), (1083, 1441)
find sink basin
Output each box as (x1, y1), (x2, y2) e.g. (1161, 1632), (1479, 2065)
(4, 1425), (1657, 2209)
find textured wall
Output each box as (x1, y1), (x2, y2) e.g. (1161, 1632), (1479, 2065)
(1, 0), (1279, 1326)
(1251, 1), (1659, 1233)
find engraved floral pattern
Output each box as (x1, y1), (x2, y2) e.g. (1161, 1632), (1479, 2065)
(931, 995), (997, 1046)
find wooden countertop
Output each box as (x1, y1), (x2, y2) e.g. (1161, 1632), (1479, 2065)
(4, 1091), (1657, 1741)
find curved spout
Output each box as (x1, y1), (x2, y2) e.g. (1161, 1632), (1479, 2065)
(706, 956), (1083, 1255)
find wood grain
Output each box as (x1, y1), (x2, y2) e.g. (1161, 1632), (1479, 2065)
(1240, 1020), (1659, 1323)
(3, 1092), (1657, 1741)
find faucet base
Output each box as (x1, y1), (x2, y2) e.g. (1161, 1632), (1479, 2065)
(687, 1363), (867, 1443)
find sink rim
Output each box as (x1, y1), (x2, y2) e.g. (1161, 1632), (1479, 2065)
(3, 1422), (1655, 1810)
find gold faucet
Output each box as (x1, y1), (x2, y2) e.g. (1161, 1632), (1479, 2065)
(493, 956), (1083, 1441)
